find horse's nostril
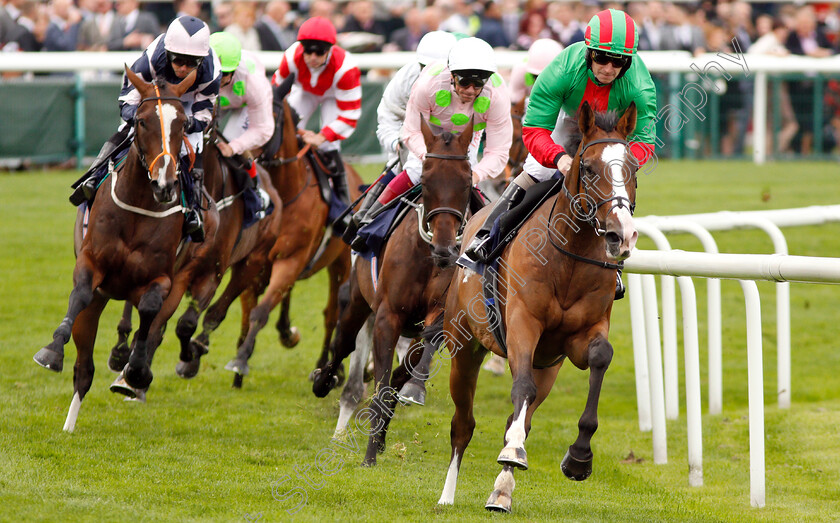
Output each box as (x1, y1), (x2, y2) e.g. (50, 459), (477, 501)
(606, 231), (621, 245)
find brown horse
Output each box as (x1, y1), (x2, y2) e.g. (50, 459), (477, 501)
(188, 84), (362, 387)
(482, 99), (527, 202)
(33, 68), (204, 430)
(312, 118), (476, 466)
(436, 102), (639, 512)
(105, 134), (284, 398)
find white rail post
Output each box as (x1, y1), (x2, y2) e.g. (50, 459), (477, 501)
(740, 280), (766, 508)
(677, 276), (703, 487)
(642, 275), (668, 464)
(635, 222), (679, 420)
(753, 71), (768, 164)
(628, 273), (652, 431)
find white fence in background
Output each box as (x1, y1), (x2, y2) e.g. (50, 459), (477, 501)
(624, 210), (840, 508)
(3, 51), (840, 164)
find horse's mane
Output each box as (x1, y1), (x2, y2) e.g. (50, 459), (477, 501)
(560, 109), (622, 155)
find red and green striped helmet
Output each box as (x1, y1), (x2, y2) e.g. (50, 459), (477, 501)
(584, 9), (639, 56)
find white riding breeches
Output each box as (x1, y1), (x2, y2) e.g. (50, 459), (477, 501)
(289, 88), (340, 153)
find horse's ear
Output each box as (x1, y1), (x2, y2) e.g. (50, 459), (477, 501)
(274, 72), (295, 101)
(172, 68), (198, 97)
(617, 102), (637, 138)
(578, 101), (595, 137)
(457, 116), (474, 150)
(124, 64), (151, 96)
(420, 114), (435, 147)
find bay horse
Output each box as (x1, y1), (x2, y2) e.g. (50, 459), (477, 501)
(33, 67), (203, 430)
(312, 117), (477, 466)
(188, 82), (362, 387)
(436, 102), (639, 512)
(106, 136), (284, 398)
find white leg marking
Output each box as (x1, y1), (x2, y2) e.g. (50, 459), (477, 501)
(63, 392), (82, 432)
(493, 467), (516, 495)
(438, 452), (461, 505)
(504, 400), (529, 448)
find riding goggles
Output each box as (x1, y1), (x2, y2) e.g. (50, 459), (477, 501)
(300, 40), (331, 56)
(167, 51), (203, 69)
(590, 49), (629, 68)
(453, 73), (488, 89)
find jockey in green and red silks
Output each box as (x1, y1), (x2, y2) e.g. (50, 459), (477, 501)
(523, 8), (658, 172)
(460, 8), (656, 294)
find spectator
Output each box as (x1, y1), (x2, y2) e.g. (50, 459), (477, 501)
(628, 0), (662, 51)
(546, 0), (583, 47)
(339, 0), (388, 52)
(106, 0), (158, 51)
(224, 1), (259, 50)
(438, 0), (476, 36)
(174, 0), (202, 19)
(254, 0), (295, 51)
(4, 0), (49, 52)
(499, 0), (520, 45)
(514, 10), (556, 51)
(76, 0), (109, 50)
(475, 1), (510, 49)
(749, 17), (798, 155)
(421, 4), (443, 32)
(1, 0), (25, 47)
(387, 7), (424, 52)
(212, 1), (233, 32)
(44, 0), (82, 51)
(660, 2), (706, 55)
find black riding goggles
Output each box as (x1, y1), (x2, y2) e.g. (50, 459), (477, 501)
(167, 51), (203, 69)
(300, 40), (331, 56)
(453, 73), (489, 89)
(590, 49), (629, 68)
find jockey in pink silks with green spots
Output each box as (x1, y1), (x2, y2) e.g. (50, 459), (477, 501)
(348, 37), (513, 252)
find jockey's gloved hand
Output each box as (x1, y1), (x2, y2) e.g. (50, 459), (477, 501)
(185, 116), (202, 134)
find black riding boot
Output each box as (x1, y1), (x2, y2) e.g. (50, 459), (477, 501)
(349, 199), (386, 252)
(69, 127), (130, 206)
(460, 183), (527, 263)
(341, 177), (388, 246)
(324, 150), (351, 235)
(615, 267), (626, 300)
(182, 156), (205, 243)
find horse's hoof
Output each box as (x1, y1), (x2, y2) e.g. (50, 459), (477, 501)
(108, 342), (130, 373)
(497, 446), (528, 470)
(561, 450), (593, 481)
(485, 489), (512, 513)
(398, 380), (426, 406)
(483, 355), (506, 376)
(124, 363), (153, 390)
(224, 358), (249, 376)
(308, 368), (318, 382)
(311, 368), (338, 398)
(280, 326), (301, 348)
(33, 348), (63, 372)
(110, 371), (138, 399)
(232, 373), (244, 389)
(361, 457), (377, 467)
(175, 359), (199, 379)
(123, 388), (147, 403)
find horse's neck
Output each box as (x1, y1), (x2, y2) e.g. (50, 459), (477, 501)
(537, 190), (600, 258)
(274, 144), (311, 200)
(115, 152), (158, 207)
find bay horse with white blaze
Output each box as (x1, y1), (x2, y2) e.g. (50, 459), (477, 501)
(437, 102), (639, 512)
(33, 67), (203, 430)
(312, 118), (477, 466)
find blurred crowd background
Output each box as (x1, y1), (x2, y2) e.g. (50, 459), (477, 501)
(2, 0), (840, 159)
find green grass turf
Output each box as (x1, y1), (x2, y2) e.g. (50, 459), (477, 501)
(1, 161), (840, 521)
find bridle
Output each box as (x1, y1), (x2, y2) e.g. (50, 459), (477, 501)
(134, 83), (185, 180)
(547, 136), (636, 270)
(415, 152), (471, 245)
(560, 137), (635, 235)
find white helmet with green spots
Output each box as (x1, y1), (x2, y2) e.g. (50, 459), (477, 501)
(447, 37), (497, 76)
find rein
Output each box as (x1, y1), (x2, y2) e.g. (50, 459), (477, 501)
(134, 85), (183, 179)
(546, 137), (633, 271)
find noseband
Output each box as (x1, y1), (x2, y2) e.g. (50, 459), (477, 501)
(417, 152), (471, 245)
(561, 137), (636, 235)
(134, 83), (183, 180)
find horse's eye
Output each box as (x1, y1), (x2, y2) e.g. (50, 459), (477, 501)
(136, 119), (146, 129)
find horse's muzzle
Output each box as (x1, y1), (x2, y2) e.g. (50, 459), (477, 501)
(605, 209), (637, 261)
(151, 179), (178, 205)
(430, 243), (459, 268)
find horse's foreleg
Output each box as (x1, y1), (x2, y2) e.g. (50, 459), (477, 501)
(333, 315), (373, 438)
(121, 279), (169, 391)
(108, 301), (134, 373)
(175, 270), (225, 378)
(225, 255), (297, 382)
(362, 307), (405, 466)
(275, 293), (300, 348)
(62, 291), (109, 432)
(317, 253), (351, 378)
(438, 334), (485, 506)
(143, 272), (192, 368)
(312, 276), (370, 398)
(396, 336), (434, 406)
(34, 262), (101, 372)
(562, 335), (613, 481)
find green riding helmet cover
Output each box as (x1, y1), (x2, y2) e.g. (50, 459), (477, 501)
(584, 9), (639, 56)
(209, 32), (242, 73)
